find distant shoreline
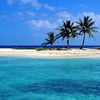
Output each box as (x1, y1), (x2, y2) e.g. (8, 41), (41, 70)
(0, 48), (100, 58)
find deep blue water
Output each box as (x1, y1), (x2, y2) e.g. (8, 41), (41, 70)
(0, 57), (100, 100)
(0, 45), (100, 49)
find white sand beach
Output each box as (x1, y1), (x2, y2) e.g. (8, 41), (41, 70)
(0, 48), (100, 58)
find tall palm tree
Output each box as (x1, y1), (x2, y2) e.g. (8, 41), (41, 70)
(76, 16), (97, 49)
(42, 32), (55, 49)
(56, 20), (77, 49)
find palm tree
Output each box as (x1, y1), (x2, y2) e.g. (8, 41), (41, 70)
(76, 16), (97, 49)
(56, 20), (77, 49)
(42, 32), (55, 49)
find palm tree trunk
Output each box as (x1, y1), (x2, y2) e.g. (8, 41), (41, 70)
(80, 33), (86, 49)
(50, 43), (53, 50)
(66, 38), (69, 49)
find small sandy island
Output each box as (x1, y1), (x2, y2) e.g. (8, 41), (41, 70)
(0, 48), (100, 58)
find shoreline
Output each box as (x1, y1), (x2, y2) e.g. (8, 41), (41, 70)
(0, 48), (100, 59)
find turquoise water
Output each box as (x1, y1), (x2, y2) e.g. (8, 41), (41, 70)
(0, 57), (100, 100)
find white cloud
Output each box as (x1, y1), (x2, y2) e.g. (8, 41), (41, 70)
(55, 11), (76, 25)
(83, 12), (100, 20)
(56, 11), (100, 27)
(44, 4), (55, 11)
(12, 11), (36, 21)
(20, 0), (32, 4)
(7, 0), (57, 10)
(56, 11), (72, 19)
(2, 15), (8, 19)
(7, 0), (41, 9)
(78, 12), (100, 27)
(31, 0), (41, 8)
(21, 0), (41, 9)
(21, 11), (100, 32)
(24, 11), (36, 17)
(13, 12), (24, 20)
(7, 0), (15, 5)
(79, 4), (87, 9)
(28, 19), (57, 29)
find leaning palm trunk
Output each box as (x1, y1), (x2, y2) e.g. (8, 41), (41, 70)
(80, 33), (86, 49)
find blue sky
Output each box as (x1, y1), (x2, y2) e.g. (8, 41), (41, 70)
(0, 0), (100, 45)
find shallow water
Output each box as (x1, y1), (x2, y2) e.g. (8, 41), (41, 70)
(0, 57), (100, 100)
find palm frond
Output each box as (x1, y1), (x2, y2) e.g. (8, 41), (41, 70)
(56, 20), (78, 41)
(42, 32), (55, 47)
(88, 21), (95, 27)
(76, 16), (98, 37)
(45, 38), (50, 42)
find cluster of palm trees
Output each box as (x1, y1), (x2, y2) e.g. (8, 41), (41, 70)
(42, 16), (98, 49)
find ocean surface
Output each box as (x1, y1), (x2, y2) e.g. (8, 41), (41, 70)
(0, 57), (100, 100)
(0, 45), (100, 49)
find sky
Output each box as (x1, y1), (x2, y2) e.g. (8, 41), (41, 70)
(0, 0), (100, 45)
